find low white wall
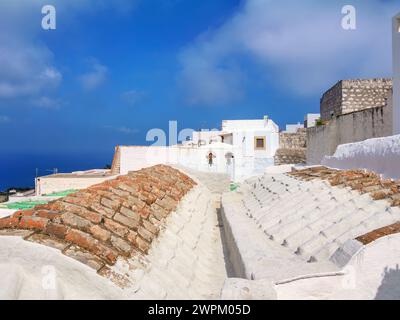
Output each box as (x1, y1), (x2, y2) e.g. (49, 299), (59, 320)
(119, 146), (178, 174)
(307, 103), (392, 165)
(323, 134), (400, 180)
(36, 176), (115, 196)
(344, 234), (400, 300)
(118, 145), (276, 182)
(119, 146), (233, 175)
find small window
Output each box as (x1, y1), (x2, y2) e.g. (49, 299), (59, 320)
(254, 136), (266, 150)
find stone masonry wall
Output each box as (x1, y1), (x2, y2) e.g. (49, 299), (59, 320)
(274, 149), (306, 166)
(321, 79), (392, 121)
(0, 165), (196, 275)
(320, 81), (343, 121)
(274, 129), (307, 165)
(279, 129), (307, 149)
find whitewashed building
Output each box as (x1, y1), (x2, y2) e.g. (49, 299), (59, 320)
(285, 123), (304, 133)
(218, 118), (280, 180)
(111, 116), (280, 182)
(304, 113), (320, 128)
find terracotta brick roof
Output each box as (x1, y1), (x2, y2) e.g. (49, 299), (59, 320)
(356, 222), (400, 245)
(289, 166), (400, 244)
(0, 165), (196, 274)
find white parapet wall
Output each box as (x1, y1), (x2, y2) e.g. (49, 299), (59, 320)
(118, 145), (235, 175)
(322, 134), (400, 180)
(118, 146), (179, 174)
(117, 145), (276, 182)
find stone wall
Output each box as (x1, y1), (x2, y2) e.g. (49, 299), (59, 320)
(274, 149), (306, 166)
(274, 129), (307, 165)
(320, 81), (343, 121)
(307, 100), (393, 165)
(279, 129), (307, 149)
(321, 79), (392, 121)
(0, 165), (196, 274)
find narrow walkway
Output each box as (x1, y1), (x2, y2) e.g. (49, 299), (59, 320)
(128, 183), (228, 299)
(173, 166), (236, 278)
(173, 165), (231, 195)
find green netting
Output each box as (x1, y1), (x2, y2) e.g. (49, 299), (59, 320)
(47, 189), (77, 197)
(0, 190), (77, 211)
(0, 201), (48, 210)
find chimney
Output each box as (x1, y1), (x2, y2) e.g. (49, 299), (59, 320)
(263, 115), (269, 127)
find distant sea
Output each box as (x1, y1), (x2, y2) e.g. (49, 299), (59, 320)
(0, 153), (113, 191)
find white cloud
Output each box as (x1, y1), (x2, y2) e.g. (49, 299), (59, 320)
(178, 49), (244, 105)
(0, 34), (62, 99)
(0, 1), (65, 101)
(178, 0), (398, 105)
(79, 60), (108, 91)
(104, 125), (138, 135)
(0, 0), (139, 103)
(32, 96), (63, 109)
(120, 90), (146, 106)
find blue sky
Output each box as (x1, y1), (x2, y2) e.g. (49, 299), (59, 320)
(0, 0), (398, 158)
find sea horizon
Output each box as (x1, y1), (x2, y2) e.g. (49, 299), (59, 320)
(0, 152), (113, 192)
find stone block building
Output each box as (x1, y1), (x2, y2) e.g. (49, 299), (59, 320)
(320, 78), (392, 121)
(307, 77), (394, 165)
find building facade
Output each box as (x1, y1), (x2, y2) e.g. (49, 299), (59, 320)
(304, 113), (320, 128)
(111, 117), (280, 182)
